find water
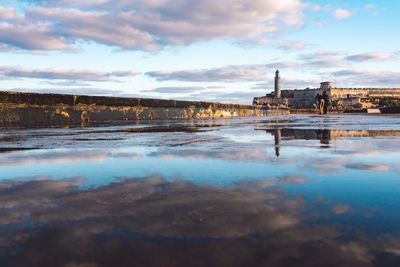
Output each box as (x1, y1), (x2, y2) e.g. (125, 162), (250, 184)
(0, 114), (400, 266)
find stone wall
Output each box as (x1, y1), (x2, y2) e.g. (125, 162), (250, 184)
(253, 96), (288, 107)
(281, 90), (295, 98)
(289, 89), (319, 108)
(0, 91), (288, 126)
(337, 97), (361, 108)
(254, 89), (320, 108)
(330, 88), (400, 99)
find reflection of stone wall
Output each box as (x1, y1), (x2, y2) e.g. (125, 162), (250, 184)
(329, 129), (400, 138)
(267, 128), (400, 141)
(267, 129), (327, 141)
(0, 91), (289, 126)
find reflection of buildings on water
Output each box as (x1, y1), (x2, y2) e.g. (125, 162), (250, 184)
(269, 128), (400, 157)
(272, 128), (331, 157)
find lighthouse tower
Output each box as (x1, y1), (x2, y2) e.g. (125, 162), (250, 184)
(274, 70), (281, 99)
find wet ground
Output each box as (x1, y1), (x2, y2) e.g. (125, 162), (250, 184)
(1, 114), (400, 267)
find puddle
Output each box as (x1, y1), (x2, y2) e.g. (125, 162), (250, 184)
(1, 114), (400, 266)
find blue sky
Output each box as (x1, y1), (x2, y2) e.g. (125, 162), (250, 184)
(0, 0), (399, 104)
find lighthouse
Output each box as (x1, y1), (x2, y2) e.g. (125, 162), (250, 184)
(274, 70), (281, 99)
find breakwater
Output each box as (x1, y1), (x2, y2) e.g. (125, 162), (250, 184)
(0, 91), (287, 126)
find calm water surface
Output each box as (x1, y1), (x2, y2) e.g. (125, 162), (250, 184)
(0, 114), (400, 266)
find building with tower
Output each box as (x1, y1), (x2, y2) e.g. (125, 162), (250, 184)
(253, 71), (400, 110)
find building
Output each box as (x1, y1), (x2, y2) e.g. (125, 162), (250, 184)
(253, 71), (400, 110)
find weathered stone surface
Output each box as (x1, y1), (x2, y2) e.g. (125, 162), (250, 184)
(0, 91), (288, 126)
(254, 79), (400, 110)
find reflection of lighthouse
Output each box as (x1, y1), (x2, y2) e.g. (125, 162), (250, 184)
(274, 70), (281, 99)
(274, 128), (281, 157)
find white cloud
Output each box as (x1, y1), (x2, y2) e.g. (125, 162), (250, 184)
(142, 87), (205, 94)
(0, 22), (72, 51)
(298, 50), (350, 68)
(278, 41), (311, 51)
(253, 77), (320, 90)
(335, 69), (400, 86)
(266, 61), (301, 69)
(0, 0), (307, 51)
(0, 66), (138, 81)
(175, 90), (268, 104)
(333, 9), (353, 20)
(0, 6), (25, 22)
(25, 7), (162, 51)
(145, 65), (270, 82)
(308, 58), (349, 68)
(4, 87), (130, 96)
(298, 50), (348, 61)
(345, 52), (395, 62)
(364, 4), (375, 10)
(311, 4), (321, 12)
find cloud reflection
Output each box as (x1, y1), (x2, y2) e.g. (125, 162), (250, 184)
(345, 163), (394, 171)
(0, 175), (399, 266)
(151, 148), (273, 163)
(331, 203), (352, 215)
(0, 149), (113, 166)
(278, 175), (312, 184)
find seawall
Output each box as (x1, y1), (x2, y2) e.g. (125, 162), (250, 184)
(0, 91), (288, 126)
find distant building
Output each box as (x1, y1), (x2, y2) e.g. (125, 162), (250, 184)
(253, 71), (400, 110)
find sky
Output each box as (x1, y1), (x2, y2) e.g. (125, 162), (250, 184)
(0, 0), (399, 104)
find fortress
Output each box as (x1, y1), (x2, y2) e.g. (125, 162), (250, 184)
(253, 70), (400, 110)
